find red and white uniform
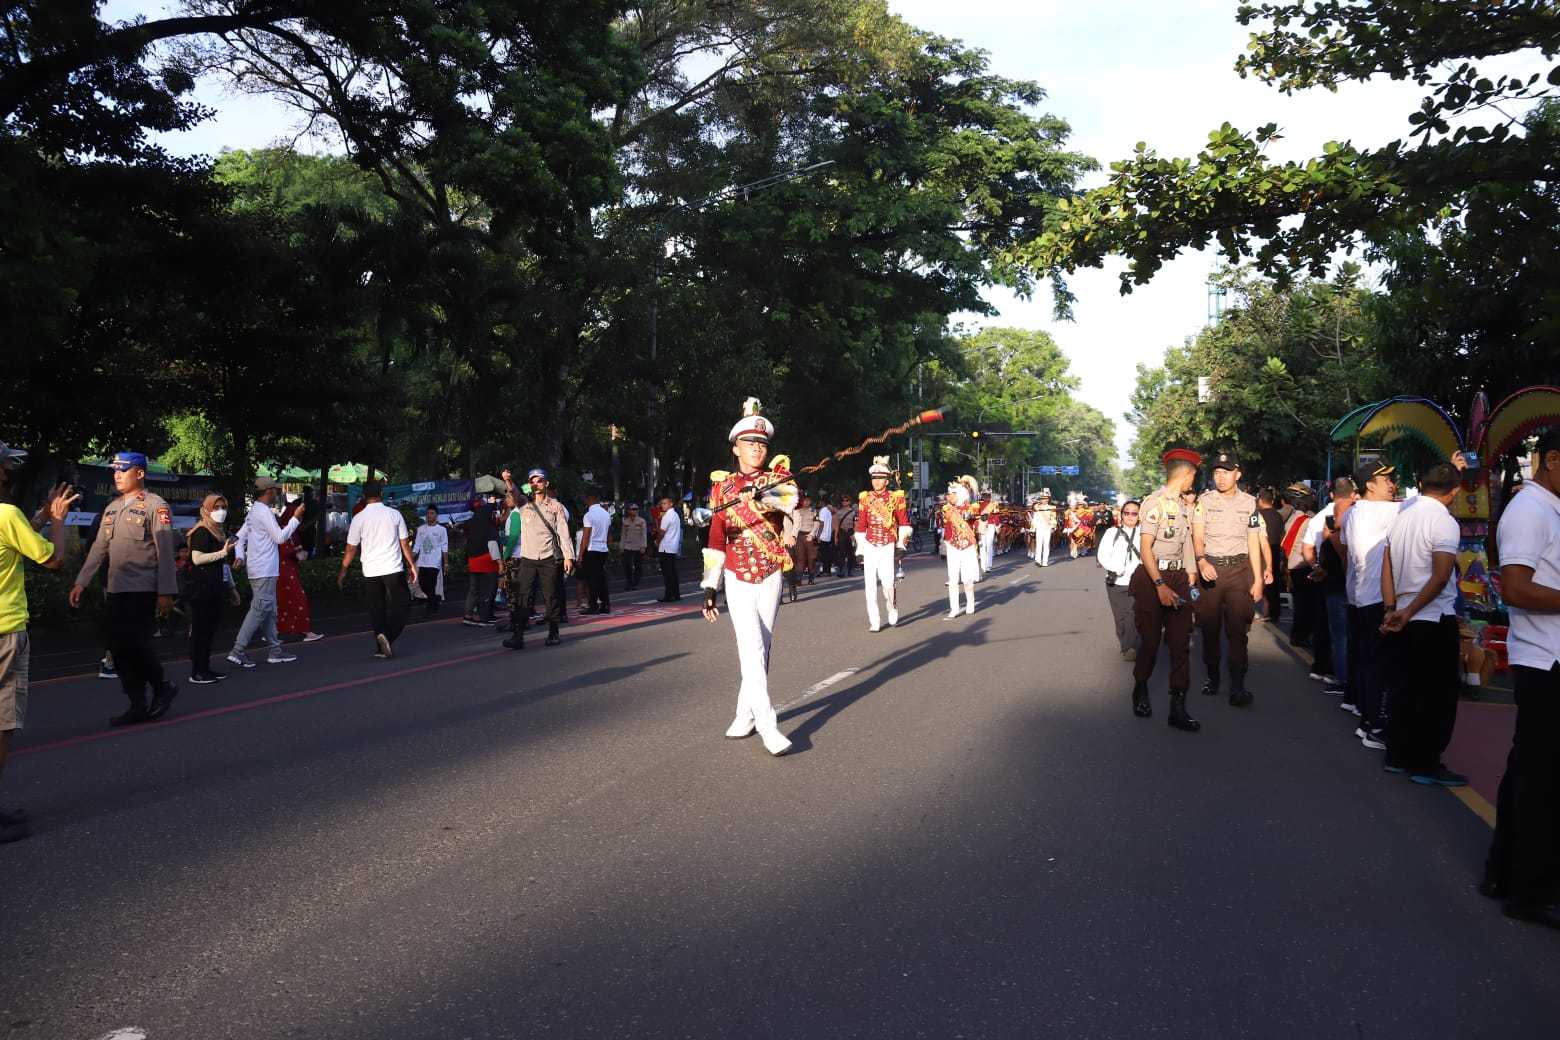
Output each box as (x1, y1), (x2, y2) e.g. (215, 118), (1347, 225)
(857, 487), (911, 629)
(702, 456), (798, 755)
(942, 483), (981, 614)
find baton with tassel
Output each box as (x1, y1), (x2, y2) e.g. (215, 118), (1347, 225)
(707, 407), (950, 513)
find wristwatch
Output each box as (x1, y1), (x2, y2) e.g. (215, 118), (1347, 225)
(1153, 578), (1166, 587)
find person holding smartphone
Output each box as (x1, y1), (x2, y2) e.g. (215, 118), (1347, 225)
(187, 494), (241, 683)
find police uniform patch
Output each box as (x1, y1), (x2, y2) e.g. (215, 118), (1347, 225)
(1248, 513), (1262, 528)
(156, 508), (172, 525)
(1143, 503), (1161, 525)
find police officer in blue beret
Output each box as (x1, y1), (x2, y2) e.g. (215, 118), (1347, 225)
(69, 453), (180, 725)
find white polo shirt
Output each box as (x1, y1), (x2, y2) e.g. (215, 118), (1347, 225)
(1496, 480), (1560, 670)
(658, 509), (682, 555)
(1340, 498), (1400, 606)
(583, 503), (612, 552)
(1384, 494), (1460, 623)
(347, 502), (409, 578)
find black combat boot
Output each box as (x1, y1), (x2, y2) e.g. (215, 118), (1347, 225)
(1167, 688), (1201, 732)
(1132, 681), (1152, 718)
(1228, 669), (1253, 707)
(1200, 677), (1219, 696)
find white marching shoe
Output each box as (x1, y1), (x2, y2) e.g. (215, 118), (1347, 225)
(760, 728), (793, 756)
(868, 622), (881, 633)
(725, 717), (756, 739)
(887, 609), (898, 627)
(945, 609), (960, 620)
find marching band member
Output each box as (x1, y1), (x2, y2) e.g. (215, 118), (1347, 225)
(856, 456), (911, 632)
(700, 399), (800, 757)
(942, 475), (981, 618)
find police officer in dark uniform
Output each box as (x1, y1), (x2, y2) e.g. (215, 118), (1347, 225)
(69, 452), (179, 726)
(1192, 451), (1267, 707)
(1129, 448), (1203, 732)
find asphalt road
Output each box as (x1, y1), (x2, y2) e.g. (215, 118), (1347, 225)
(4, 549), (1557, 1040)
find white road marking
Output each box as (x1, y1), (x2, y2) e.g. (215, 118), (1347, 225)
(91, 1030), (148, 1040)
(774, 669), (859, 712)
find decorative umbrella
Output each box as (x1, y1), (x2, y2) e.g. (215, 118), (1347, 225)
(327, 463), (386, 484)
(473, 474), (506, 494)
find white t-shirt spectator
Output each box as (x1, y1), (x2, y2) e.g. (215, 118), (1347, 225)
(583, 503), (612, 552)
(413, 521), (448, 570)
(1495, 481), (1560, 669)
(1384, 495), (1460, 623)
(1096, 524), (1141, 587)
(658, 508), (682, 555)
(1341, 498), (1400, 606)
(818, 504), (834, 541)
(1301, 501), (1335, 556)
(348, 501), (410, 578)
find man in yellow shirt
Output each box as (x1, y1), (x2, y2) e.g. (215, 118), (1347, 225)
(0, 442), (79, 844)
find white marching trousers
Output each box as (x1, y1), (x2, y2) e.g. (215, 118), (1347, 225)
(862, 542), (897, 626)
(725, 570), (784, 735)
(946, 545), (978, 612)
(980, 527), (996, 571)
(1036, 529), (1052, 566)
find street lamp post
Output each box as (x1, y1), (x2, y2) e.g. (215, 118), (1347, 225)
(646, 160), (835, 498)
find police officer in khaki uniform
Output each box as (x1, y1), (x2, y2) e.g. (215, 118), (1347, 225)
(1129, 448), (1203, 732)
(1192, 450), (1267, 707)
(69, 452), (179, 726)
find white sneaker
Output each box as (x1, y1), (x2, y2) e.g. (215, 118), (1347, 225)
(760, 729), (792, 756)
(226, 651), (256, 669)
(725, 718), (756, 739)
(302, 632), (324, 643)
(868, 623), (881, 633)
(965, 605), (975, 615)
(945, 610), (960, 619)
(267, 649), (298, 664)
(887, 610), (898, 627)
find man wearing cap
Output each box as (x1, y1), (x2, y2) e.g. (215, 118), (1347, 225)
(1338, 461), (1402, 746)
(1032, 490), (1057, 567)
(1, 444), (78, 842)
(1129, 448), (1203, 732)
(701, 398), (800, 757)
(620, 502), (648, 590)
(502, 468), (574, 648)
(226, 476), (302, 669)
(1191, 450), (1266, 707)
(857, 456), (911, 632)
(69, 452), (183, 725)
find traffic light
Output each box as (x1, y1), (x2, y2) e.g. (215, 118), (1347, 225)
(969, 427), (984, 441)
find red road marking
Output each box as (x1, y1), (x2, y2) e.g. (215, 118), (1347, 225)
(14, 648), (508, 758)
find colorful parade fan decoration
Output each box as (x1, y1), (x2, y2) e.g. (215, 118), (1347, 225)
(1476, 386), (1560, 462)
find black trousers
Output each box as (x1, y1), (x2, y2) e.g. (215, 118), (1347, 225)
(1350, 602), (1388, 726)
(583, 549), (610, 609)
(188, 591), (223, 675)
(1289, 565), (1317, 648)
(417, 567), (442, 611)
(518, 557), (563, 632)
(1383, 615), (1460, 774)
(839, 529), (856, 575)
(622, 549), (643, 589)
(1486, 663), (1560, 904)
(365, 572), (411, 645)
(658, 551), (681, 600)
(105, 591), (163, 705)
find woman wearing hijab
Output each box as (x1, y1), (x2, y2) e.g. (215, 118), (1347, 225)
(275, 496), (323, 642)
(188, 494), (241, 683)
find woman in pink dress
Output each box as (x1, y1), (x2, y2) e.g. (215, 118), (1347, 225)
(275, 498), (323, 642)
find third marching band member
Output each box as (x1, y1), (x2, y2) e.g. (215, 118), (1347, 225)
(856, 456), (911, 632)
(941, 475), (981, 618)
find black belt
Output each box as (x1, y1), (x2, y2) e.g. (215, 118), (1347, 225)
(1155, 559), (1184, 571)
(1209, 554), (1249, 566)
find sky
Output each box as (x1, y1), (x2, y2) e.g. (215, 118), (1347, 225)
(100, 1), (1533, 464)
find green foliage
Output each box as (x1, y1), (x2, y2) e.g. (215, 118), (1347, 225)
(1124, 269), (1385, 493)
(1012, 1), (1560, 291)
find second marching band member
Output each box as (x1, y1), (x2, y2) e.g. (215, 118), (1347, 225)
(857, 456), (911, 632)
(700, 398), (800, 757)
(941, 475), (981, 618)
